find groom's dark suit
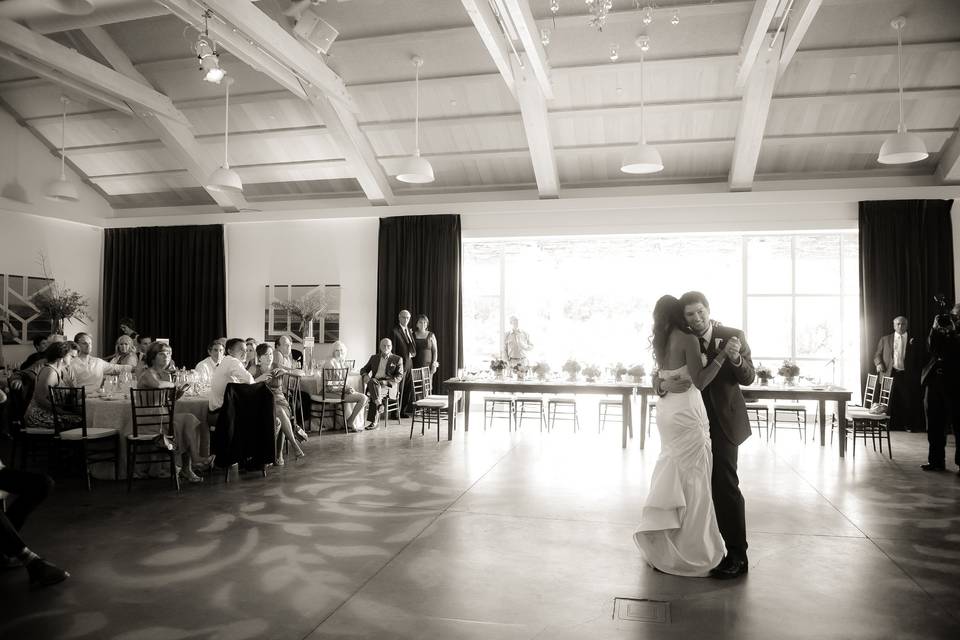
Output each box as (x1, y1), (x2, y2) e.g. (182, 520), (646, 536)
(700, 323), (755, 561)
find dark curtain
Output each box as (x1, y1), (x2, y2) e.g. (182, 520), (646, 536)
(858, 200), (955, 392)
(376, 215), (463, 392)
(103, 225), (227, 366)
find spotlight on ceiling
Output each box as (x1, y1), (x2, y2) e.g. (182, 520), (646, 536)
(195, 11), (224, 84)
(285, 0), (340, 55)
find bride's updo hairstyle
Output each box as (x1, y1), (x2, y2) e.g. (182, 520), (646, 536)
(650, 295), (688, 366)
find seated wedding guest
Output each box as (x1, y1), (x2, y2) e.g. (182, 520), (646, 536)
(209, 338), (254, 415)
(138, 342), (210, 483)
(248, 343), (306, 463)
(19, 334), (64, 372)
(321, 341), (368, 432)
(195, 340), (226, 380)
(23, 341), (79, 429)
(68, 332), (133, 392)
(0, 390), (70, 589)
(359, 338), (403, 431)
(274, 335), (301, 371)
(107, 335), (140, 367)
(244, 337), (259, 369)
(137, 335), (153, 359)
(119, 317), (138, 338)
(412, 314), (439, 379)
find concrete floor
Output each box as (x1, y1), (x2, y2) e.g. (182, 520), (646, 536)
(1, 407), (958, 640)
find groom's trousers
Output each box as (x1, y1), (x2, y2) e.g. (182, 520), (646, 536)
(709, 428), (748, 559)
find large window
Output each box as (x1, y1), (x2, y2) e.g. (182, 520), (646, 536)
(462, 231), (860, 394)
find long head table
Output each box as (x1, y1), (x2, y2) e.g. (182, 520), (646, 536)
(442, 379), (853, 457)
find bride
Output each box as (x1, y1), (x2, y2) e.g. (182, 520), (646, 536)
(634, 295), (727, 576)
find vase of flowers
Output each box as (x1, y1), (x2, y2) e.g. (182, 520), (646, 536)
(490, 357), (508, 379)
(612, 362), (628, 382)
(272, 290), (330, 341)
(627, 364), (646, 383)
(533, 361), (551, 381)
(512, 361), (529, 381)
(756, 365), (773, 386)
(562, 359), (581, 382)
(778, 360), (800, 386)
(582, 365), (601, 383)
(33, 270), (92, 336)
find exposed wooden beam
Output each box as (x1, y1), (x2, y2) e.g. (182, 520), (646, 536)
(502, 0), (553, 100)
(511, 55), (558, 197)
(200, 0), (353, 111)
(730, 34), (783, 191)
(0, 18), (187, 125)
(936, 130), (960, 183)
(80, 25), (247, 212)
(779, 0), (823, 72)
(460, 0), (516, 99)
(735, 0), (780, 90)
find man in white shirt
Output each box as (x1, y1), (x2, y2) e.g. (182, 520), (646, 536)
(195, 339), (226, 380)
(274, 335), (300, 371)
(874, 316), (919, 430)
(209, 338), (254, 413)
(67, 333), (132, 391)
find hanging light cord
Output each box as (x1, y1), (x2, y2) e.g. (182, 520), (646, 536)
(896, 23), (905, 132)
(59, 100), (67, 178)
(639, 51), (646, 143)
(223, 80), (231, 168)
(414, 61), (421, 156)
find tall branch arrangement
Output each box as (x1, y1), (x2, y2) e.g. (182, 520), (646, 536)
(272, 290), (330, 339)
(33, 251), (92, 331)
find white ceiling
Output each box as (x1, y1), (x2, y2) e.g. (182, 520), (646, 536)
(0, 0), (958, 214)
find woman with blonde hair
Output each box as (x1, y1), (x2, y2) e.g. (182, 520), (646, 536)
(107, 335), (139, 367)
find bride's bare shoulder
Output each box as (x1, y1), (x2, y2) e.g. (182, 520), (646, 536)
(668, 330), (696, 347)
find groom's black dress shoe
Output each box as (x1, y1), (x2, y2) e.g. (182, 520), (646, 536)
(921, 463), (946, 471)
(710, 556), (748, 579)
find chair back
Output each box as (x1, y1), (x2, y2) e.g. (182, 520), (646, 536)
(877, 376), (894, 409)
(343, 359), (355, 371)
(862, 373), (879, 408)
(410, 367), (427, 401)
(49, 385), (86, 436)
(282, 372), (301, 408)
(322, 367), (348, 400)
(129, 387), (176, 438)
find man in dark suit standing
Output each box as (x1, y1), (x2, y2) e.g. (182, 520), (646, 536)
(874, 316), (922, 431)
(359, 338), (404, 430)
(657, 291), (755, 579)
(390, 309), (416, 417)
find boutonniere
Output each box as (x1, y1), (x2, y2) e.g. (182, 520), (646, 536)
(700, 353), (708, 367)
(714, 338), (723, 350)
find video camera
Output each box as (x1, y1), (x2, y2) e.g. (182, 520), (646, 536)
(932, 293), (956, 330)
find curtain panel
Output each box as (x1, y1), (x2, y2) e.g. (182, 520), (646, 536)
(376, 215), (463, 392)
(858, 199), (955, 394)
(102, 225), (227, 366)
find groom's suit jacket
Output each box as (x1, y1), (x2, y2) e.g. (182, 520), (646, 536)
(701, 324), (756, 446)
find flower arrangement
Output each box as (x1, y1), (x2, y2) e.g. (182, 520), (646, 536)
(490, 357), (508, 374)
(778, 360), (800, 379)
(582, 364), (601, 382)
(756, 365), (774, 384)
(33, 252), (91, 334)
(613, 362), (628, 382)
(512, 361), (529, 380)
(533, 361), (551, 380)
(562, 359), (581, 381)
(272, 290), (330, 340)
(627, 364), (646, 379)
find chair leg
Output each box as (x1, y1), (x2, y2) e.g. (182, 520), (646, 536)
(126, 442), (134, 492)
(171, 454), (181, 494)
(114, 436), (120, 481)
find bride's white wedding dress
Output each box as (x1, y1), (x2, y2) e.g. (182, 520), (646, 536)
(634, 365), (725, 576)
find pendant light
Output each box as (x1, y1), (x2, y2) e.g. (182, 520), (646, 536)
(45, 96), (79, 203)
(395, 55), (435, 184)
(877, 16), (928, 165)
(206, 76), (243, 193)
(621, 46), (663, 174)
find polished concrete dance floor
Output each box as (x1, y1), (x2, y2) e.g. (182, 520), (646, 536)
(1, 411), (958, 639)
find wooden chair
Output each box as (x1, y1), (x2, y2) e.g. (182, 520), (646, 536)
(745, 402), (770, 441)
(831, 374), (878, 444)
(515, 395), (546, 431)
(310, 367), (349, 433)
(411, 367), (447, 441)
(128, 387), (181, 494)
(846, 375), (893, 458)
(49, 386), (119, 490)
(598, 397), (622, 433)
(547, 396), (580, 433)
(382, 377), (403, 427)
(282, 372), (304, 432)
(484, 393), (515, 431)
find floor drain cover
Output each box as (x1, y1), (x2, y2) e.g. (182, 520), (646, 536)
(613, 598), (671, 624)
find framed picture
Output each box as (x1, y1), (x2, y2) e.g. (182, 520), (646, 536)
(264, 284), (340, 344)
(1, 274), (55, 345)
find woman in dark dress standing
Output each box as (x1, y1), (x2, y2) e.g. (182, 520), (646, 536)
(412, 314), (439, 382)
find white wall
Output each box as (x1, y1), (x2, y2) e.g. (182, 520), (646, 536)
(224, 218), (379, 361)
(0, 108), (112, 224)
(0, 210), (103, 365)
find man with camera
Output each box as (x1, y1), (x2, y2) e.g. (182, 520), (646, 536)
(920, 303), (960, 473)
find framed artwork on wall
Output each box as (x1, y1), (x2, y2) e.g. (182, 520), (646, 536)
(1, 273), (55, 345)
(264, 284), (340, 344)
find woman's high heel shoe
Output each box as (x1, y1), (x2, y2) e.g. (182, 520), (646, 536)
(294, 426), (309, 443)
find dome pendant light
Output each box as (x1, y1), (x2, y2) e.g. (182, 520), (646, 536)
(207, 76), (243, 193)
(621, 49), (663, 174)
(395, 55), (435, 184)
(45, 96), (79, 203)
(878, 16), (928, 165)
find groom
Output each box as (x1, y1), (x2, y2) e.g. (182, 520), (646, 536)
(657, 291), (755, 579)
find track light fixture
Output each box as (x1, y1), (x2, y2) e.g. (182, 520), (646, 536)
(196, 10), (225, 84)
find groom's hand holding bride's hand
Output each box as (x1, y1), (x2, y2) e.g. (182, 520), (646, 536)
(723, 336), (742, 363)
